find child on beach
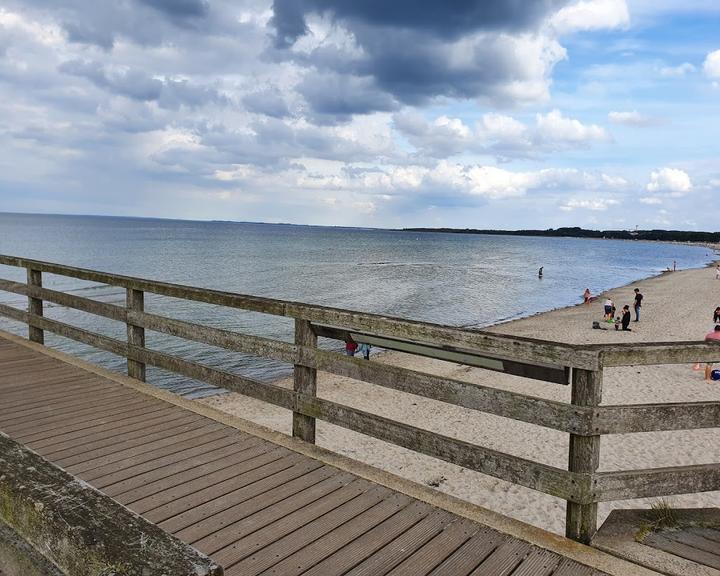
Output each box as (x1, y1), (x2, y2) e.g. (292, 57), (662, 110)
(345, 336), (358, 357)
(357, 342), (371, 360)
(603, 298), (614, 321)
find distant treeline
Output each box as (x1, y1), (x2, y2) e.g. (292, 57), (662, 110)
(402, 226), (720, 243)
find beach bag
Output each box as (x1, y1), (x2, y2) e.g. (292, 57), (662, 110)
(712, 370), (720, 381)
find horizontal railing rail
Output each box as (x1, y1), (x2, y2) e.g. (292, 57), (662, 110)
(0, 254), (719, 545)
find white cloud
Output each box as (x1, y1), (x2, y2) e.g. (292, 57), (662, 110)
(550, 0), (630, 35)
(535, 110), (609, 143)
(396, 109), (608, 159)
(639, 197), (663, 205)
(646, 167), (692, 196)
(703, 49), (720, 78)
(560, 197), (620, 211)
(660, 62), (696, 77)
(608, 110), (656, 127)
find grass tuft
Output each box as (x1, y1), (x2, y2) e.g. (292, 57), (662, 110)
(634, 499), (680, 542)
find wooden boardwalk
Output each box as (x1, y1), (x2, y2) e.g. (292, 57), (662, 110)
(0, 336), (609, 576)
(644, 528), (720, 571)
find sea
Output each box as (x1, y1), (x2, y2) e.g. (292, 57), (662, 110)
(0, 213), (714, 398)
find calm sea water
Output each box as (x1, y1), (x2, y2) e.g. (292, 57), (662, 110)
(0, 213), (713, 397)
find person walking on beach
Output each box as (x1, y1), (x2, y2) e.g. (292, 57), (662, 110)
(620, 305), (632, 331)
(357, 342), (371, 360)
(716, 265), (720, 280)
(714, 307), (720, 325)
(345, 336), (358, 357)
(704, 325), (720, 380)
(633, 288), (643, 322)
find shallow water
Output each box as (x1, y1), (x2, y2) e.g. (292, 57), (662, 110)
(0, 213), (712, 395)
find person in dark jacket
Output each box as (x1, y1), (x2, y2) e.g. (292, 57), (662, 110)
(633, 288), (643, 321)
(621, 305), (632, 331)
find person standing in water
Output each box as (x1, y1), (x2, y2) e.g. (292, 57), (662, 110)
(538, 266), (543, 278)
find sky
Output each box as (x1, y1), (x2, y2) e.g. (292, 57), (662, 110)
(0, 0), (719, 230)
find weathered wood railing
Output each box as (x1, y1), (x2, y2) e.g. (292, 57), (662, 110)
(1, 254), (719, 545)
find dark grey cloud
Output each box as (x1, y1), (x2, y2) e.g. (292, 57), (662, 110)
(271, 0), (567, 47)
(297, 72), (398, 123)
(242, 87), (291, 118)
(8, 0), (237, 49)
(269, 0), (570, 116)
(137, 0), (210, 19)
(59, 59), (227, 109)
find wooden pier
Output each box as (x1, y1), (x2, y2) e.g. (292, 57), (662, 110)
(0, 335), (614, 576)
(1, 255), (719, 574)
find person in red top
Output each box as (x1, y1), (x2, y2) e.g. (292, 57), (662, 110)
(345, 336), (358, 357)
(705, 325), (720, 380)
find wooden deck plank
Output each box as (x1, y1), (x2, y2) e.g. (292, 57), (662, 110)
(90, 434), (248, 487)
(139, 450), (308, 524)
(241, 492), (413, 576)
(468, 539), (533, 576)
(0, 379), (115, 411)
(386, 518), (481, 576)
(0, 387), (149, 423)
(101, 436), (264, 497)
(300, 501), (434, 576)
(115, 442), (277, 503)
(128, 447), (292, 515)
(644, 532), (720, 569)
(0, 373), (101, 399)
(343, 511), (457, 576)
(51, 414), (210, 467)
(1, 396), (158, 436)
(180, 471), (357, 551)
(163, 461), (331, 536)
(687, 527), (720, 544)
(220, 484), (392, 573)
(0, 359), (69, 377)
(66, 422), (228, 475)
(426, 528), (508, 576)
(35, 408), (195, 454)
(668, 530), (720, 556)
(46, 413), (208, 462)
(552, 557), (602, 575)
(194, 474), (362, 557)
(79, 428), (236, 481)
(509, 548), (561, 576)
(14, 404), (173, 444)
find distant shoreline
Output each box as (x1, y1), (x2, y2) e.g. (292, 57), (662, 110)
(402, 226), (720, 244)
(3, 212), (719, 242)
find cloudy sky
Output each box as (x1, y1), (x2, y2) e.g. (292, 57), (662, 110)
(1, 0), (719, 229)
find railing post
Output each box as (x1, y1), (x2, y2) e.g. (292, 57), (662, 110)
(566, 367), (602, 543)
(27, 268), (44, 344)
(293, 319), (317, 443)
(126, 288), (146, 382)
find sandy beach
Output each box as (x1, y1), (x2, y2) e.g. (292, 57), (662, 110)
(201, 257), (720, 535)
